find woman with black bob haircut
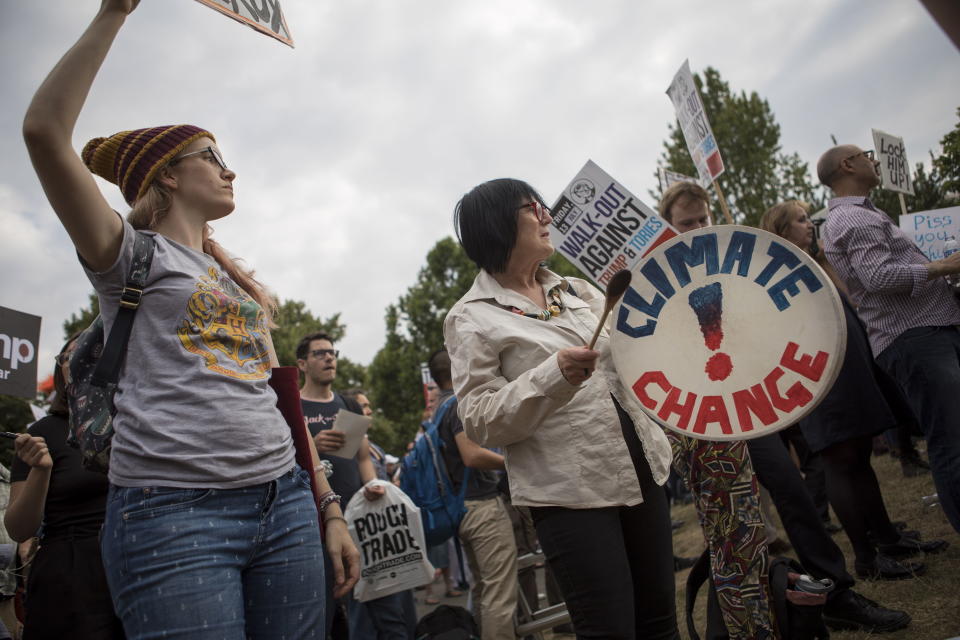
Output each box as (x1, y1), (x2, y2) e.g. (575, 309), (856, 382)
(445, 178), (680, 638)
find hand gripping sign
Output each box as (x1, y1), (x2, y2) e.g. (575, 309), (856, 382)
(610, 227), (846, 440)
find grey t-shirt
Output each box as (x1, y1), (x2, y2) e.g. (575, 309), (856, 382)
(82, 219), (294, 488)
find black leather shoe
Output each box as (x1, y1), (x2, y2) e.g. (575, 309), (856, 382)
(855, 554), (925, 580)
(823, 589), (911, 633)
(878, 534), (950, 557)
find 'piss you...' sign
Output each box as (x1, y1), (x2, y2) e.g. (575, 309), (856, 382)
(610, 227), (845, 441)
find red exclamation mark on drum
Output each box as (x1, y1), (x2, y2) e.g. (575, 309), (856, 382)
(688, 282), (733, 381)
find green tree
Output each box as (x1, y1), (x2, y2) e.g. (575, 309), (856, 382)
(367, 238), (478, 446)
(656, 67), (823, 226)
(271, 300), (346, 367)
(269, 299), (367, 391)
(933, 107), (960, 197)
(63, 291), (99, 339)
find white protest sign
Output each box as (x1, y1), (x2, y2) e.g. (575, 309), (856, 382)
(549, 160), (677, 288)
(872, 129), (914, 195)
(611, 226), (845, 441)
(658, 168), (698, 193)
(0, 306), (41, 400)
(666, 60), (724, 188)
(194, 0), (294, 47)
(897, 207), (960, 260)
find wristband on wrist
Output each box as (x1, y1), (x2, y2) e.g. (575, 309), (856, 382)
(318, 492), (342, 513)
(324, 515), (347, 527)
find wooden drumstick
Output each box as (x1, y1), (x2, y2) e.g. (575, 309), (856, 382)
(587, 269), (632, 350)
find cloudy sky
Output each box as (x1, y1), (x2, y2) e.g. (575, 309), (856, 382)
(1, 0), (958, 381)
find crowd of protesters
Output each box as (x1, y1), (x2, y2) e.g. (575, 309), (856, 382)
(2, 1), (957, 639)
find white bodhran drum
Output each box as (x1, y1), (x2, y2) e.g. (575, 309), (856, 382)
(610, 225), (846, 441)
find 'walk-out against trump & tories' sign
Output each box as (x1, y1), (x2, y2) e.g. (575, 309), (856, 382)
(549, 160), (676, 289)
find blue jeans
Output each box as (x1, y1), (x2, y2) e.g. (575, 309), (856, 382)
(877, 326), (960, 533)
(101, 465), (325, 639)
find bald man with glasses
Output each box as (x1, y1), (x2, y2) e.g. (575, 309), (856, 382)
(818, 143), (960, 534)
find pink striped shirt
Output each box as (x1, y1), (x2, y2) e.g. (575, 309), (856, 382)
(822, 196), (960, 356)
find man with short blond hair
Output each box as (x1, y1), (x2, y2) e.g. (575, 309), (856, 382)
(659, 181), (713, 231)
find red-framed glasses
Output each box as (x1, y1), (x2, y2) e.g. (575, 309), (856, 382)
(518, 201), (550, 224)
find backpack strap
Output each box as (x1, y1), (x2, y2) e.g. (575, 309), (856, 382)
(91, 232), (156, 387)
(430, 394), (474, 592)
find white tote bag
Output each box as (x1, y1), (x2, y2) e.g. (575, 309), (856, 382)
(344, 480), (435, 602)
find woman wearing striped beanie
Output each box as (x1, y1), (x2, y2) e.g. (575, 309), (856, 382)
(20, 1), (359, 638)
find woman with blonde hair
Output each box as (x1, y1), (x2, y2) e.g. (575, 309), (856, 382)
(21, 1), (358, 637)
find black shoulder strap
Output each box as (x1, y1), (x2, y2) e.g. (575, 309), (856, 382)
(91, 232), (156, 387)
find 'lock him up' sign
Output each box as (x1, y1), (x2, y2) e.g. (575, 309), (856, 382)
(610, 227), (846, 441)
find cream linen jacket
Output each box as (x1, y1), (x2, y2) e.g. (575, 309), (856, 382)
(443, 267), (672, 509)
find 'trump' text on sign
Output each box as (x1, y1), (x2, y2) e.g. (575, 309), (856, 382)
(0, 306), (41, 400)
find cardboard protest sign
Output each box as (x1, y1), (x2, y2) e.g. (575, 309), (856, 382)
(194, 0), (294, 47)
(0, 306), (41, 399)
(610, 226), (845, 441)
(658, 168), (698, 193)
(872, 129), (914, 195)
(549, 160), (677, 289)
(666, 60), (724, 188)
(898, 207), (960, 260)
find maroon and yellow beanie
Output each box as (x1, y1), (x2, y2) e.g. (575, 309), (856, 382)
(81, 125), (215, 205)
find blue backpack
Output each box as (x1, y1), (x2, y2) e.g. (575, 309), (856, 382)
(401, 394), (471, 547)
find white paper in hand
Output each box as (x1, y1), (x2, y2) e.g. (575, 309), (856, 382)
(328, 411), (372, 459)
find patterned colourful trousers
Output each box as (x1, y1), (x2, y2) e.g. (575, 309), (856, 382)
(668, 432), (774, 639)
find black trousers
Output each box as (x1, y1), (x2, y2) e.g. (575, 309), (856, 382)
(25, 533), (124, 640)
(746, 434), (855, 598)
(529, 407), (679, 640)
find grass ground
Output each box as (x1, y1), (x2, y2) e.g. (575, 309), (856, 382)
(671, 446), (960, 639)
